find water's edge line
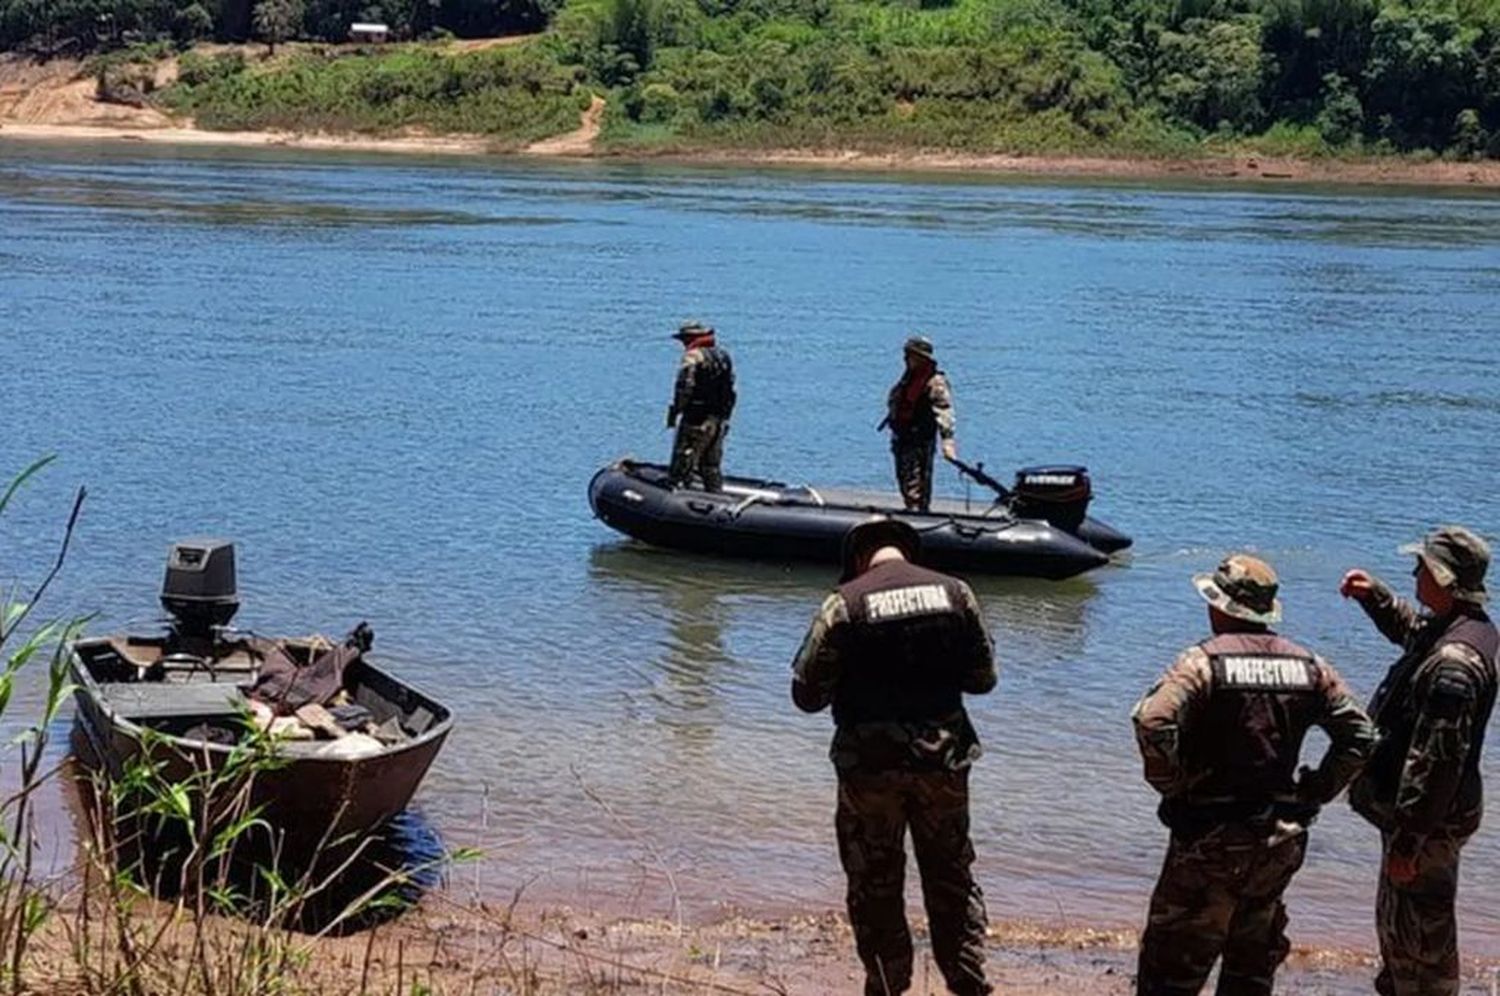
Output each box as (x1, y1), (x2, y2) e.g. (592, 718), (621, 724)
(4, 122), (1500, 189)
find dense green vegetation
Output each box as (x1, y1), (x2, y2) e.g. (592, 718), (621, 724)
(6, 0), (1500, 158)
(162, 45), (589, 138)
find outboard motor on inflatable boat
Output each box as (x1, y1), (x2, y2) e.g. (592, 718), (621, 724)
(1011, 466), (1092, 532)
(161, 539), (239, 640)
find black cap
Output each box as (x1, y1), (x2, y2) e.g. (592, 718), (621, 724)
(840, 517), (921, 582)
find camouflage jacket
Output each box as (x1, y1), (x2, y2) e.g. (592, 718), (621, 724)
(1348, 580), (1498, 838)
(1132, 637), (1375, 822)
(886, 370), (955, 442)
(791, 560), (996, 773)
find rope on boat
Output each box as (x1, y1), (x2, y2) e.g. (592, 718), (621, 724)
(727, 492), (764, 518)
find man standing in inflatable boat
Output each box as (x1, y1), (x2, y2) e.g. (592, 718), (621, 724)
(666, 320), (736, 492)
(883, 336), (957, 512)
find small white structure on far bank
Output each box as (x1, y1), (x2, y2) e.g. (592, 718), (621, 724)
(348, 22), (390, 43)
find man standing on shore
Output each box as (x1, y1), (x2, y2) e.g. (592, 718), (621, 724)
(791, 518), (996, 996)
(1340, 526), (1497, 996)
(666, 320), (736, 492)
(1133, 554), (1376, 996)
(883, 336), (956, 512)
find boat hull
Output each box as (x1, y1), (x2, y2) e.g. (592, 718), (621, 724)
(69, 640), (451, 855)
(589, 460), (1123, 580)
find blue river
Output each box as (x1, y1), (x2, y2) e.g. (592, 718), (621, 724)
(1, 139), (1498, 954)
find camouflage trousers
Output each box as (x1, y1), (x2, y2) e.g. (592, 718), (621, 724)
(892, 437), (936, 512)
(1375, 832), (1468, 996)
(669, 416), (727, 492)
(835, 768), (990, 996)
(1136, 824), (1309, 996)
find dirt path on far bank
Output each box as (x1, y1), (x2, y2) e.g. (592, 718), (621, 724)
(447, 32), (543, 52)
(523, 93), (606, 156)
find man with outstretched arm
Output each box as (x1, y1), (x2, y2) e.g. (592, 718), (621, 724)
(1340, 525), (1497, 996)
(1133, 554), (1376, 996)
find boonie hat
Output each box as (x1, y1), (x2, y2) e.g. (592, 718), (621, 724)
(1193, 553), (1282, 625)
(840, 517), (921, 583)
(903, 336), (935, 359)
(673, 320), (713, 340)
(1400, 525), (1489, 604)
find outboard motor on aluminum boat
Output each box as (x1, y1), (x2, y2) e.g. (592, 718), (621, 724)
(160, 539), (239, 640)
(1010, 466), (1092, 532)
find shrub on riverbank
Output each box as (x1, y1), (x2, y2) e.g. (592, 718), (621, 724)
(163, 44), (589, 139)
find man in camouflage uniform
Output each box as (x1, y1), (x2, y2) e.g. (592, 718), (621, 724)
(666, 320), (736, 492)
(791, 518), (996, 996)
(1340, 525), (1497, 996)
(1133, 554), (1376, 996)
(884, 337), (956, 512)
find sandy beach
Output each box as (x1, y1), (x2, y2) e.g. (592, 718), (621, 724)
(26, 892), (1432, 995)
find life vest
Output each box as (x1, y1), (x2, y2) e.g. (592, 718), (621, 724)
(1357, 610), (1498, 833)
(887, 368), (941, 439)
(832, 560), (976, 726)
(683, 345), (736, 419)
(822, 559), (987, 774)
(1160, 632), (1323, 831)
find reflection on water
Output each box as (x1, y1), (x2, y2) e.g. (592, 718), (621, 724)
(2, 143), (1498, 953)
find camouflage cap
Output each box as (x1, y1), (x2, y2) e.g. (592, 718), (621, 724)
(1193, 553), (1282, 625)
(1399, 525), (1490, 604)
(673, 320), (713, 340)
(903, 336), (935, 358)
(840, 516), (921, 583)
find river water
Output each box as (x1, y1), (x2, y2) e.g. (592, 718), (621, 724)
(1, 140), (1498, 956)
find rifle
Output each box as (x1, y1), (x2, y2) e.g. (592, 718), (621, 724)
(946, 456), (1012, 501)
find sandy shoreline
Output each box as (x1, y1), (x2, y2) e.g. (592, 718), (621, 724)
(29, 892), (1496, 995)
(5, 120), (1500, 189)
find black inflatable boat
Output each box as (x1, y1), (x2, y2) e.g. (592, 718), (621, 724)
(588, 459), (1131, 580)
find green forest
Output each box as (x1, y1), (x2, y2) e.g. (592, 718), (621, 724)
(5, 0), (1500, 158)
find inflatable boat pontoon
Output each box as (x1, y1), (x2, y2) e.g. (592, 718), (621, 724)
(588, 458), (1131, 580)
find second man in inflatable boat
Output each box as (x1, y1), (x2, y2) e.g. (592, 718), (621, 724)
(882, 336), (958, 512)
(666, 320), (737, 492)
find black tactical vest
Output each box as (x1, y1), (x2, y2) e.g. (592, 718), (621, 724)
(683, 347), (736, 419)
(1359, 610), (1498, 833)
(1162, 631), (1322, 831)
(831, 560), (974, 728)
